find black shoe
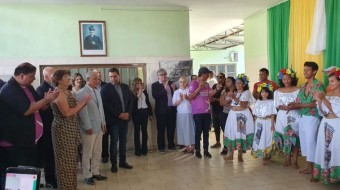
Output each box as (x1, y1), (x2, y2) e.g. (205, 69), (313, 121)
(220, 148), (228, 155)
(102, 157), (109, 163)
(204, 151), (212, 158)
(210, 143), (221, 148)
(168, 147), (177, 151)
(111, 165), (118, 173)
(135, 152), (141, 156)
(195, 151), (202, 158)
(84, 177), (95, 185)
(142, 151), (147, 156)
(45, 183), (58, 189)
(92, 174), (107, 181)
(119, 162), (133, 169)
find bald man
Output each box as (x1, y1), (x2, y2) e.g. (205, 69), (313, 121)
(36, 67), (58, 188)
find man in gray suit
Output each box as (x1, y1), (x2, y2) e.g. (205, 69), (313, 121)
(76, 71), (107, 185)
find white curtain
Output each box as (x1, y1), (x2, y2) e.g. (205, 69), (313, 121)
(306, 0), (326, 55)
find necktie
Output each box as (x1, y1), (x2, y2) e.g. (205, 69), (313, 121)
(93, 89), (99, 108)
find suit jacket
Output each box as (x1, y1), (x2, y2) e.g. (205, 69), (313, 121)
(36, 80), (54, 129)
(151, 81), (176, 115)
(132, 90), (153, 116)
(76, 85), (106, 134)
(0, 77), (40, 148)
(100, 82), (133, 127)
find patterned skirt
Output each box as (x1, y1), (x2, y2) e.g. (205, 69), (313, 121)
(224, 109), (254, 151)
(52, 116), (80, 190)
(313, 117), (340, 184)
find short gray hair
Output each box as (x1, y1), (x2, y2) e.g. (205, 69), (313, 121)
(157, 68), (167, 76)
(86, 71), (98, 80)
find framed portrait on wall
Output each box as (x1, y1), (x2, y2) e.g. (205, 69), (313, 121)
(79, 21), (107, 57)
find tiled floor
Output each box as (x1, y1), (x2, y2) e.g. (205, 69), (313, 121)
(42, 132), (340, 190)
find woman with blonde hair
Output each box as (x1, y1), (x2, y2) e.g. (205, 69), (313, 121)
(131, 77), (153, 156)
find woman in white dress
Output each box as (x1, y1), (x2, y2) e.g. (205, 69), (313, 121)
(172, 76), (195, 153)
(273, 68), (300, 168)
(223, 73), (254, 162)
(252, 86), (277, 165)
(312, 67), (340, 184)
(219, 77), (236, 155)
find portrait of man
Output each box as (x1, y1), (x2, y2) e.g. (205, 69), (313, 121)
(83, 25), (103, 50)
(79, 21), (107, 56)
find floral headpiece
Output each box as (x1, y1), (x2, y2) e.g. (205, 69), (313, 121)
(236, 73), (249, 85)
(277, 68), (296, 80)
(257, 82), (274, 93)
(323, 66), (340, 79)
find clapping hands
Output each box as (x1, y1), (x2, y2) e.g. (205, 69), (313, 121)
(44, 88), (60, 103)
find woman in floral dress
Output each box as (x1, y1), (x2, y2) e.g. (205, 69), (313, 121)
(312, 67), (340, 184)
(273, 68), (300, 168)
(223, 73), (254, 162)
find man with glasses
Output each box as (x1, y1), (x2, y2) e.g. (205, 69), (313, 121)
(209, 73), (226, 149)
(152, 68), (177, 153)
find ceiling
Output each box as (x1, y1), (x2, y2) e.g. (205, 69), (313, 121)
(2, 0), (285, 47)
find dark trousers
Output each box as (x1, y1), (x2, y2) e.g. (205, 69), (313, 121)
(0, 146), (38, 190)
(101, 132), (109, 158)
(155, 107), (176, 150)
(220, 112), (228, 148)
(193, 113), (211, 151)
(132, 109), (149, 154)
(109, 123), (128, 165)
(212, 110), (223, 142)
(37, 128), (57, 185)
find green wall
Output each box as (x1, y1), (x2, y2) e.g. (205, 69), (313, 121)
(190, 45), (245, 74)
(0, 4), (190, 57)
(244, 11), (269, 86)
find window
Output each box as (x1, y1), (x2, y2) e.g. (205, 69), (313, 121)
(39, 64), (146, 87)
(200, 64), (236, 77)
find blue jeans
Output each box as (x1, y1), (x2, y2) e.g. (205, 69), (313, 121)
(193, 113), (211, 151)
(109, 123), (128, 165)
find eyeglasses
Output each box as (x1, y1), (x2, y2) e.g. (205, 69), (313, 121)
(216, 76), (224, 78)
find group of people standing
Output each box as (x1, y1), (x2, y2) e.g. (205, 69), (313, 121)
(0, 61), (339, 190)
(207, 62), (339, 185)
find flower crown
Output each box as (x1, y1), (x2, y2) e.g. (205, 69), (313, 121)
(277, 68), (296, 80)
(323, 66), (340, 79)
(236, 73), (249, 85)
(257, 82), (274, 93)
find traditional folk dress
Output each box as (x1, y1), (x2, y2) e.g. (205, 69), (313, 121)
(224, 90), (255, 151)
(251, 100), (277, 158)
(313, 96), (340, 184)
(273, 90), (300, 155)
(296, 79), (324, 163)
(172, 87), (195, 146)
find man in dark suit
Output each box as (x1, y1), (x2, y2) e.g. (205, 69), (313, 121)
(100, 68), (133, 173)
(0, 79), (5, 89)
(151, 68), (176, 153)
(36, 67), (58, 188)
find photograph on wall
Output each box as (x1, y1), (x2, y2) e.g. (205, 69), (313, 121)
(159, 59), (193, 82)
(79, 21), (107, 56)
